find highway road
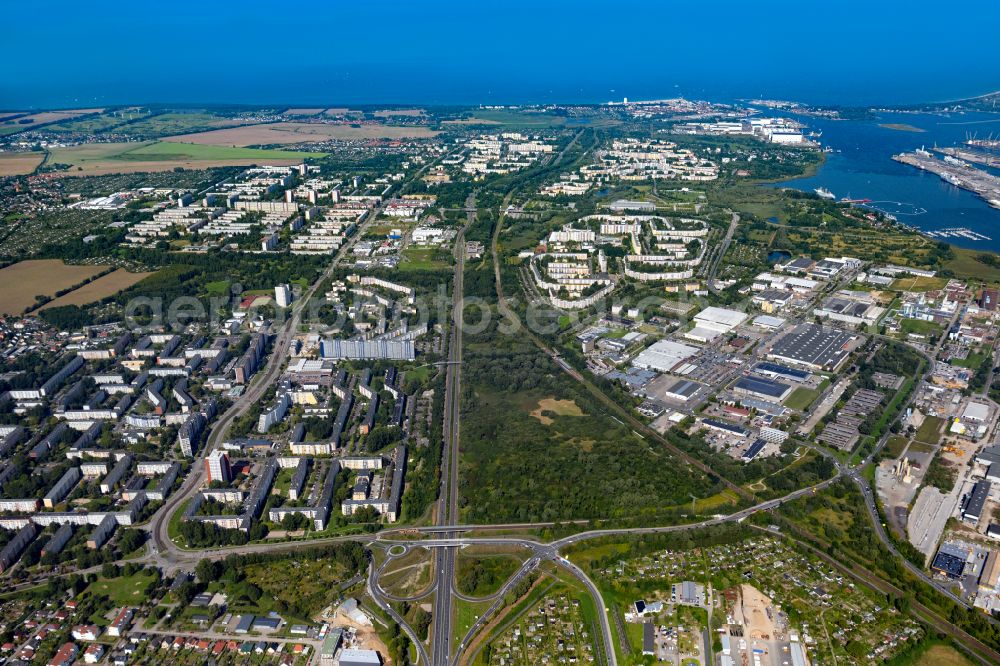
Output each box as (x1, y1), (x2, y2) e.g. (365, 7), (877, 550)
(706, 211), (739, 292)
(430, 192), (474, 666)
(368, 554), (432, 666)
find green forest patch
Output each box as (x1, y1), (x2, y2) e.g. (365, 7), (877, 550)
(459, 330), (720, 524)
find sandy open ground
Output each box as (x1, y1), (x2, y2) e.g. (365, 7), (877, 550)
(328, 612), (392, 664)
(0, 152), (45, 175)
(530, 397), (584, 425)
(162, 122), (438, 146)
(735, 584), (776, 640)
(0, 260), (107, 314)
(39, 269), (154, 310)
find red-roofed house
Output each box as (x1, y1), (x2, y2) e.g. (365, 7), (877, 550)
(83, 643), (105, 664)
(106, 607), (133, 637)
(48, 642), (78, 666)
(70, 625), (99, 641)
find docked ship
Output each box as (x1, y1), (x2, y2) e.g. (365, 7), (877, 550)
(814, 187), (836, 200)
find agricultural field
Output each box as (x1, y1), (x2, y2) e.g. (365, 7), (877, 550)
(0, 108), (103, 135)
(0, 151), (45, 175)
(0, 259), (108, 314)
(46, 141), (318, 175)
(161, 122), (439, 146)
(114, 112), (250, 138)
(38, 268), (155, 309)
(42, 108), (152, 134)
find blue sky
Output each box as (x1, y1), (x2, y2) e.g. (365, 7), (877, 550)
(2, 0), (999, 108)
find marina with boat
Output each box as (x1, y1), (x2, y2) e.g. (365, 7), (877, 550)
(924, 227), (993, 242)
(776, 110), (1000, 252)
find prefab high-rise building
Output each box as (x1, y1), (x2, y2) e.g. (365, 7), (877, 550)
(205, 450), (232, 484)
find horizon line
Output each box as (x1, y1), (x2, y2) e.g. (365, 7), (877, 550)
(4, 88), (1000, 114)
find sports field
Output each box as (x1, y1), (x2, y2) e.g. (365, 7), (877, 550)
(161, 121), (438, 146)
(0, 260), (107, 314)
(46, 141), (318, 175)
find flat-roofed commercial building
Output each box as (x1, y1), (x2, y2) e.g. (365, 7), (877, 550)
(964, 481), (991, 524)
(753, 362), (811, 383)
(732, 376), (793, 402)
(979, 550), (1000, 591)
(632, 340), (699, 373)
(700, 418), (750, 439)
(693, 306), (748, 332)
(768, 323), (857, 371)
(663, 378), (702, 402)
